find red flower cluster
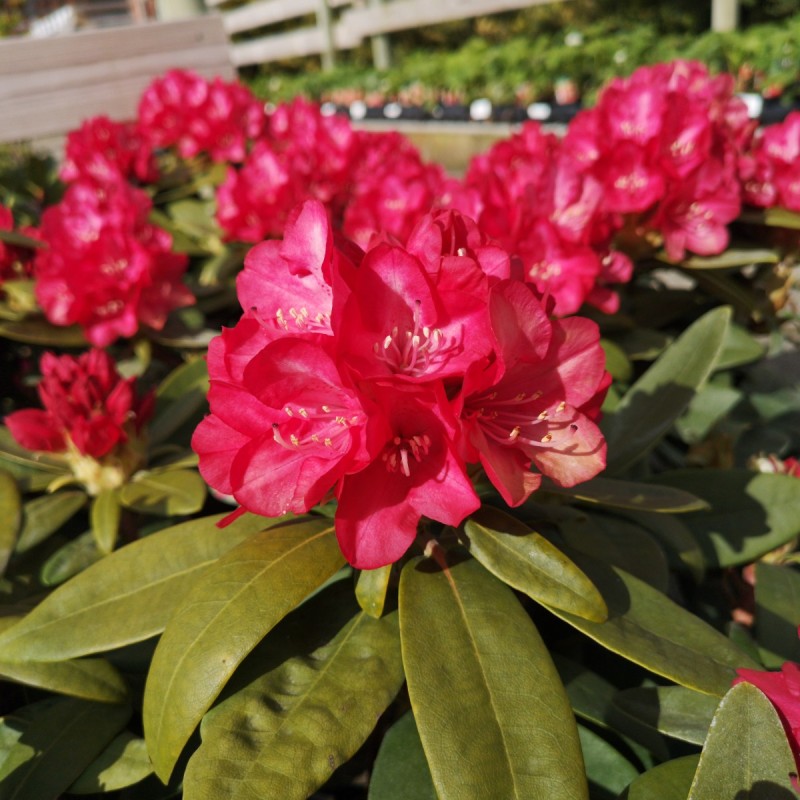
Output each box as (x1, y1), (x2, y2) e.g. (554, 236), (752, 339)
(33, 180), (193, 346)
(5, 349), (153, 493)
(740, 112), (800, 211)
(137, 69), (264, 163)
(193, 201), (608, 568)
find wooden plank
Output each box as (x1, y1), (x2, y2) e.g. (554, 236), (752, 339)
(231, 25), (326, 66)
(223, 0), (318, 34)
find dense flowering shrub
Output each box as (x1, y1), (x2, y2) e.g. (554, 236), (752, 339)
(33, 179), (193, 346)
(0, 205), (38, 285)
(193, 200), (609, 568)
(5, 349), (153, 493)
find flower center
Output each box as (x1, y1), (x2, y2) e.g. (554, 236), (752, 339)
(272, 401), (362, 452)
(381, 433), (432, 477)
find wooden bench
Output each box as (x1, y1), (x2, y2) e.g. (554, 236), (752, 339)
(0, 15), (234, 143)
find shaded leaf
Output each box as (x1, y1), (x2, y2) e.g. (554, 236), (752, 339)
(715, 322), (766, 371)
(119, 469), (206, 516)
(675, 383), (742, 444)
(0, 428), (69, 492)
(184, 584), (403, 800)
(463, 507), (607, 621)
(67, 734), (152, 794)
(601, 338), (633, 383)
(400, 553), (588, 800)
(368, 712), (437, 800)
(602, 307), (730, 475)
(0, 318), (86, 347)
(656, 470), (800, 567)
(0, 470), (21, 575)
(40, 531), (103, 586)
(143, 517), (345, 782)
(0, 511), (277, 661)
(754, 562), (800, 667)
(549, 476), (708, 513)
(544, 560), (759, 696)
(688, 683), (798, 798)
(620, 755), (700, 800)
(0, 697), (130, 800)
(16, 491), (87, 553)
(150, 358), (209, 446)
(356, 565), (392, 618)
(577, 725), (639, 796)
(90, 489), (121, 555)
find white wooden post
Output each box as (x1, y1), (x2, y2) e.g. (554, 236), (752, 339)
(368, 0), (391, 70)
(711, 0), (738, 31)
(316, 0), (336, 70)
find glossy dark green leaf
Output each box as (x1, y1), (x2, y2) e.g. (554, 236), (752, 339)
(119, 469), (206, 516)
(0, 697), (130, 800)
(16, 491), (87, 553)
(602, 307), (731, 475)
(67, 734), (152, 794)
(369, 712), (437, 800)
(184, 587), (403, 800)
(0, 428), (69, 492)
(400, 554), (588, 800)
(0, 511), (276, 661)
(656, 470), (800, 567)
(688, 683), (797, 799)
(0, 470), (21, 575)
(144, 517), (345, 782)
(0, 653), (127, 703)
(90, 489), (121, 555)
(550, 476), (708, 513)
(356, 564), (392, 618)
(544, 561), (759, 696)
(754, 562), (800, 667)
(0, 318), (86, 346)
(150, 358), (209, 445)
(40, 531), (103, 586)
(621, 755), (700, 800)
(577, 725), (639, 795)
(559, 512), (670, 592)
(463, 507), (607, 621)
(678, 247), (779, 269)
(613, 686), (720, 745)
(675, 383), (742, 444)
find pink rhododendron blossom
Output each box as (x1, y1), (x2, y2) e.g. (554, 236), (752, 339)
(61, 116), (157, 186)
(33, 179), (193, 346)
(137, 69), (264, 162)
(5, 349), (153, 493)
(194, 200), (608, 569)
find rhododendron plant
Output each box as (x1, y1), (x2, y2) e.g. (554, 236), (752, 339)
(5, 349), (153, 493)
(193, 200), (609, 568)
(0, 205), (38, 285)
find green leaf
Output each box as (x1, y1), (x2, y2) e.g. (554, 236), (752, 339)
(601, 338), (633, 383)
(90, 489), (121, 555)
(761, 205), (800, 230)
(184, 583), (403, 800)
(0, 655), (127, 704)
(144, 517), (345, 782)
(356, 565), (392, 618)
(400, 553), (588, 800)
(67, 734), (152, 795)
(543, 561), (759, 696)
(577, 725), (639, 796)
(0, 317), (87, 347)
(369, 712), (437, 800)
(715, 322), (766, 371)
(754, 562), (800, 667)
(0, 470), (21, 575)
(678, 247), (779, 269)
(0, 697), (130, 800)
(40, 531), (103, 586)
(0, 511), (277, 662)
(655, 470), (800, 567)
(549, 476), (709, 513)
(463, 507), (607, 621)
(149, 358), (209, 446)
(613, 686), (720, 745)
(675, 383), (742, 444)
(688, 683), (798, 799)
(620, 756), (700, 800)
(602, 307), (731, 475)
(119, 469), (206, 516)
(0, 228), (46, 249)
(16, 491), (87, 553)
(0, 428), (69, 492)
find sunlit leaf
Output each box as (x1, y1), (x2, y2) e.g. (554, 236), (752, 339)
(144, 517), (345, 782)
(90, 489), (121, 555)
(16, 491), (87, 553)
(677, 247), (779, 269)
(621, 756), (700, 799)
(67, 734), (152, 795)
(40, 531), (103, 586)
(356, 565), (392, 618)
(0, 469), (21, 575)
(754, 562), (800, 667)
(0, 428), (69, 492)
(688, 683), (797, 798)
(578, 725), (639, 795)
(0, 511), (278, 661)
(602, 307), (730, 474)
(0, 318), (86, 346)
(119, 469), (206, 516)
(463, 507), (607, 621)
(715, 322), (766, 371)
(400, 553), (588, 800)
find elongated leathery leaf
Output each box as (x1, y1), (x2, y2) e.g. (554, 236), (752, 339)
(544, 559), (759, 696)
(67, 734), (152, 795)
(463, 507), (607, 621)
(0, 511), (278, 662)
(16, 491), (87, 553)
(184, 583), (403, 800)
(0, 697), (130, 800)
(144, 517), (345, 781)
(400, 553), (588, 800)
(754, 562), (800, 666)
(578, 725), (639, 796)
(621, 756), (700, 800)
(0, 469), (21, 575)
(689, 683), (797, 799)
(602, 306), (730, 475)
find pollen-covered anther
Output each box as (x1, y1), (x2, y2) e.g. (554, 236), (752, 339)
(541, 433), (553, 443)
(556, 401), (567, 413)
(383, 433), (433, 477)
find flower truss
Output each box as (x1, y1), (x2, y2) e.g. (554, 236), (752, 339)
(193, 200), (609, 568)
(5, 349), (153, 494)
